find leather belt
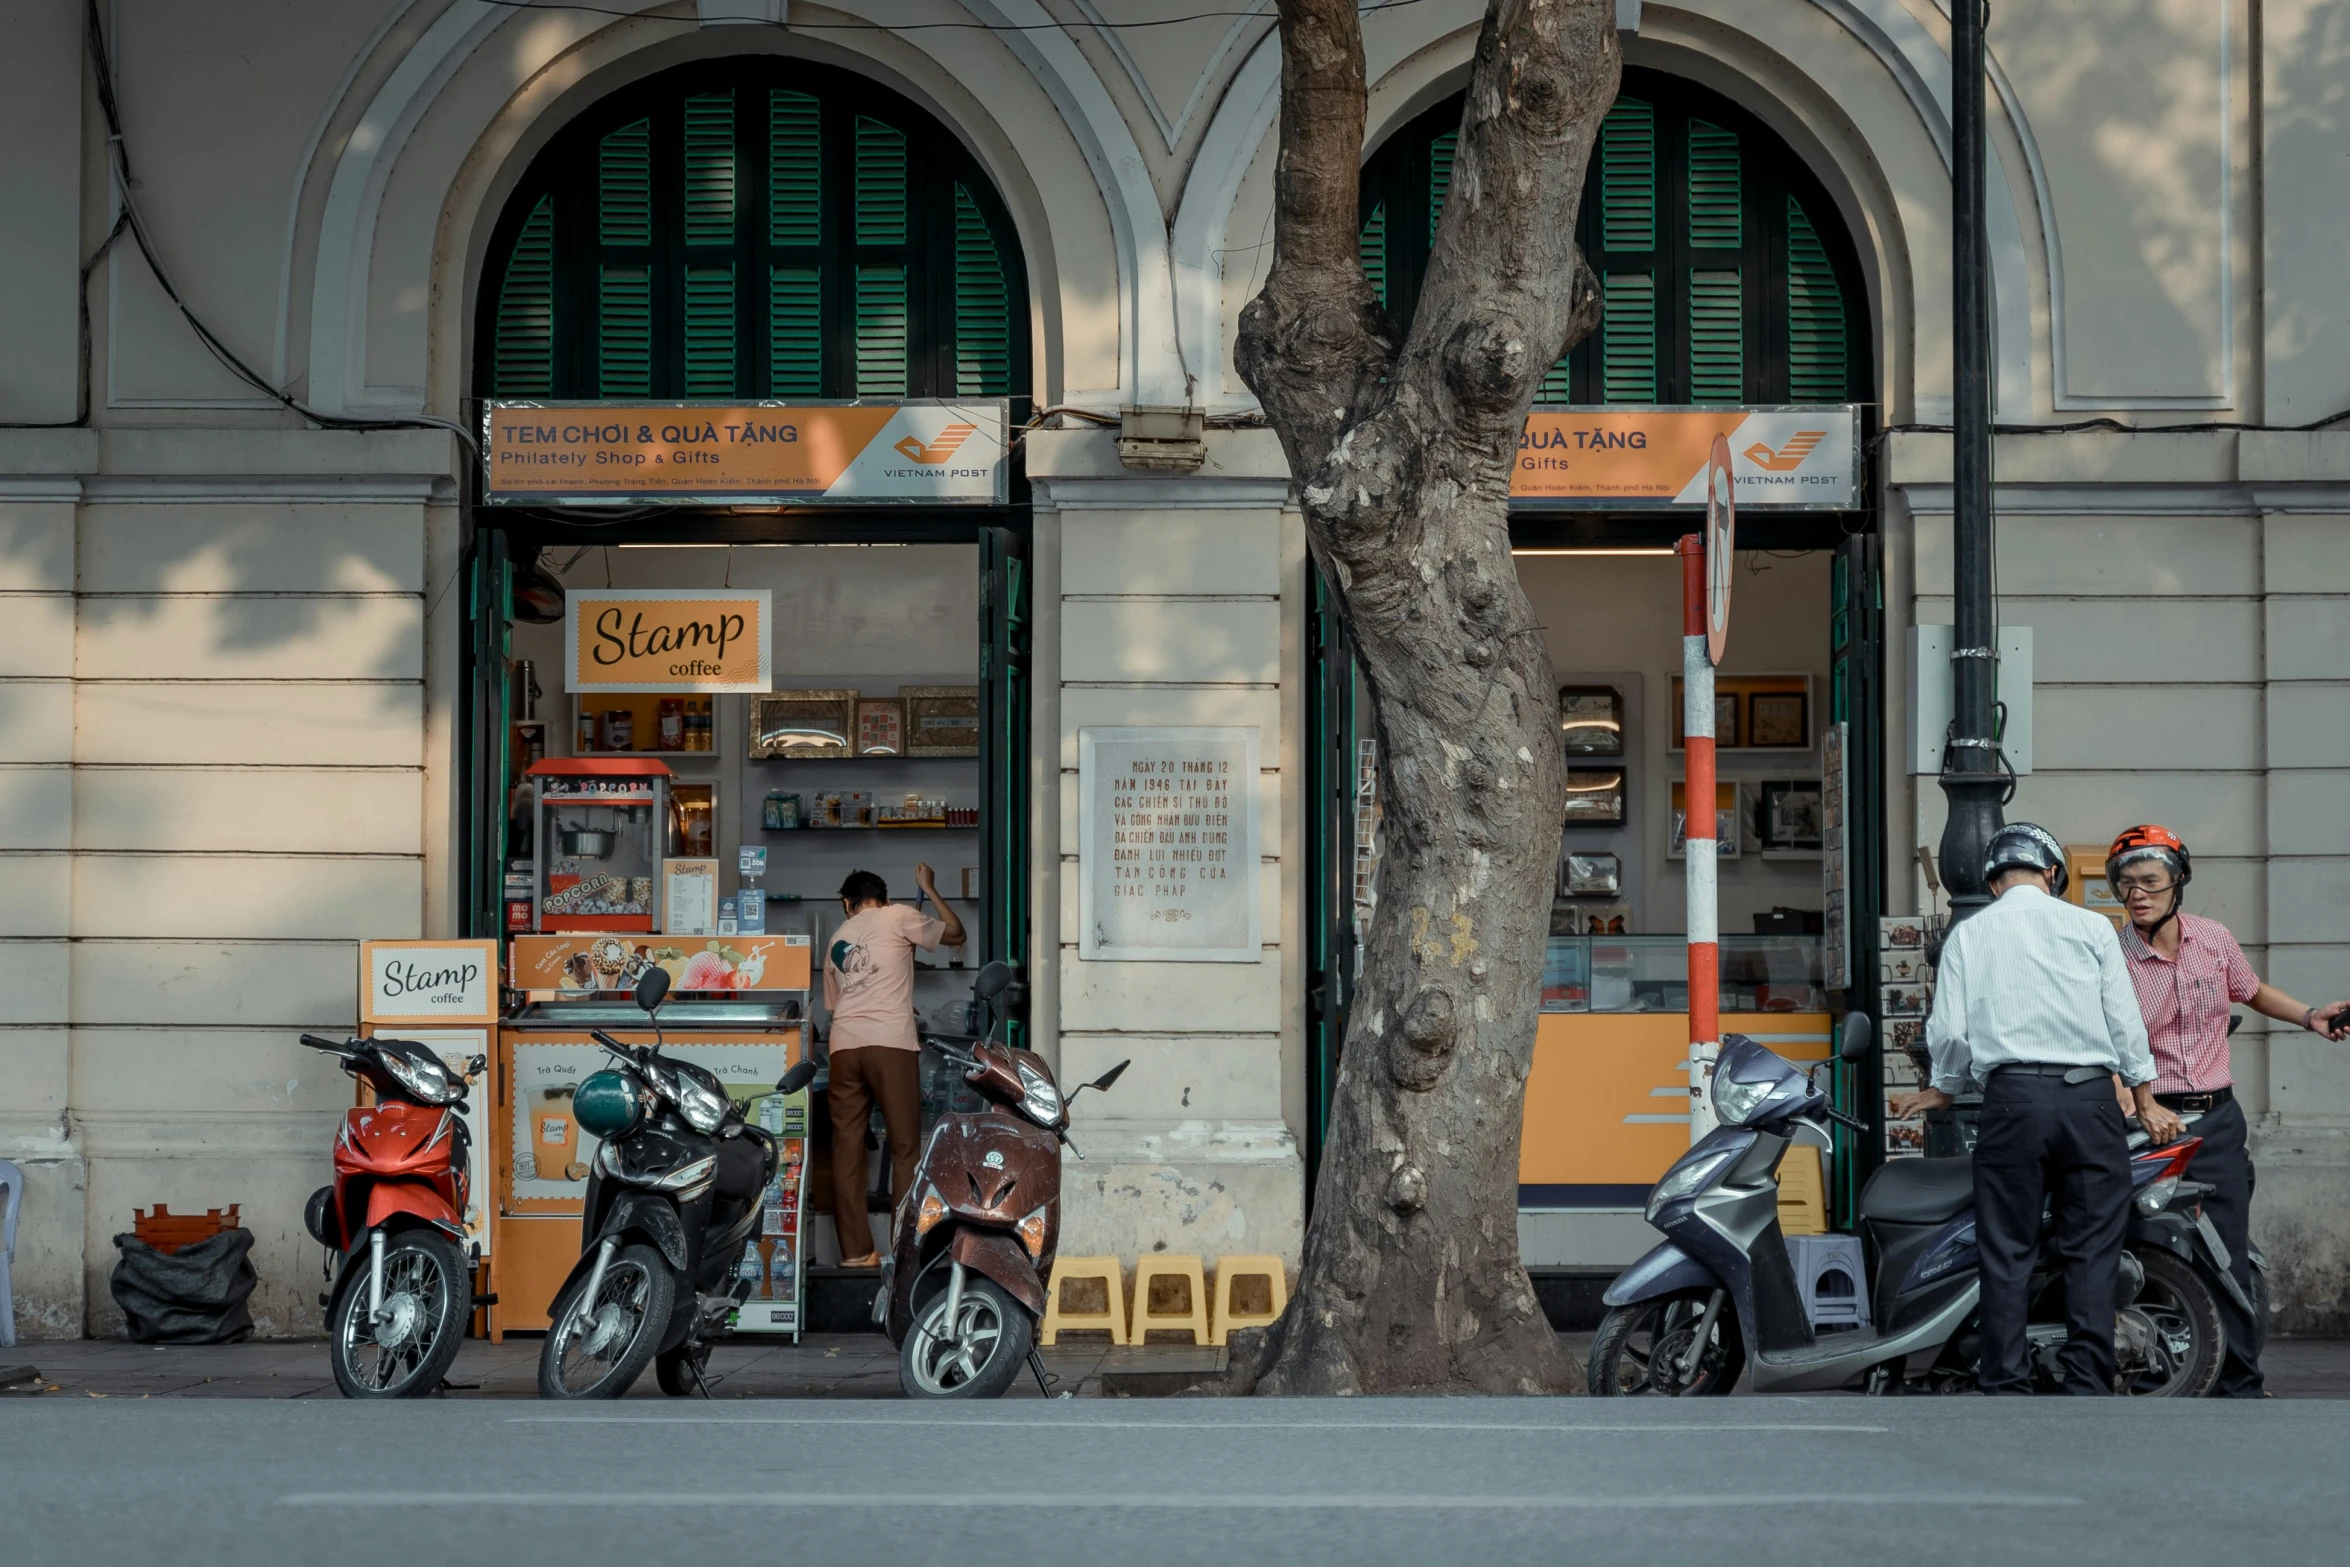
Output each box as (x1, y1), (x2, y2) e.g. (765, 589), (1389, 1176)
(1992, 1063), (2111, 1085)
(2155, 1086), (2233, 1113)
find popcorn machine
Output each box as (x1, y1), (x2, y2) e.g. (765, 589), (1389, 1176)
(526, 757), (672, 932)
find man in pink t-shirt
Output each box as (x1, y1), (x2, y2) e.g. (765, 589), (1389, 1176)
(823, 865), (963, 1266)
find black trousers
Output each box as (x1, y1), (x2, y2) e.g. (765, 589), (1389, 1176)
(1974, 1070), (2132, 1395)
(2167, 1096), (2263, 1397)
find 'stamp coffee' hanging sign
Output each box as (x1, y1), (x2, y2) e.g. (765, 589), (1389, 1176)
(1078, 727), (1262, 962)
(565, 589), (772, 694)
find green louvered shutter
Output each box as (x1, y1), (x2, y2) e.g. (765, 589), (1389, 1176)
(952, 185), (1011, 395)
(1686, 120), (1741, 248)
(600, 120), (652, 245)
(1427, 132), (1456, 239)
(1599, 99), (1655, 250)
(769, 267), (821, 396)
(1358, 201), (1387, 306)
(855, 264), (908, 395)
(768, 91), (820, 246)
(598, 266), (652, 396)
(856, 117), (909, 245)
(1786, 196), (1848, 399)
(493, 195), (555, 396)
(1688, 270), (1742, 400)
(683, 92), (737, 246)
(684, 265), (735, 396)
(1601, 271), (1656, 402)
(1535, 356), (1574, 404)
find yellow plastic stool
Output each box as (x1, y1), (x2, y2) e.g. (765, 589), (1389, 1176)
(1210, 1255), (1289, 1345)
(1777, 1145), (1829, 1236)
(1129, 1255), (1210, 1344)
(1039, 1256), (1127, 1346)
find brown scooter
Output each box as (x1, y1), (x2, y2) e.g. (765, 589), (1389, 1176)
(879, 961), (1128, 1398)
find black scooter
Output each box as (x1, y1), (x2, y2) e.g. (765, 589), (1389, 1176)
(535, 965), (816, 1399)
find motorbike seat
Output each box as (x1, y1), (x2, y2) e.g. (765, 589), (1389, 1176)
(1858, 1156), (1975, 1225)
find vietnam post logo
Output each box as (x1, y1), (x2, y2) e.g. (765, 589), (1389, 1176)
(893, 423), (978, 464)
(1743, 430), (1827, 471)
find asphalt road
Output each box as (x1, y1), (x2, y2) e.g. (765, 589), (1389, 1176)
(6, 1399), (2348, 1566)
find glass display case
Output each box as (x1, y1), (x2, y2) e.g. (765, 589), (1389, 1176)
(1539, 934), (1826, 1013)
(527, 757), (673, 932)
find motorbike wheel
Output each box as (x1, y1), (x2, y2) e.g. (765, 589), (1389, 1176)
(2116, 1247), (2225, 1397)
(537, 1242), (675, 1400)
(1589, 1289), (1744, 1396)
(898, 1275), (1034, 1399)
(655, 1343), (710, 1397)
(328, 1230), (469, 1400)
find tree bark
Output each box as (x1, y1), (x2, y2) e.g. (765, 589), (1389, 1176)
(1228, 0), (1619, 1395)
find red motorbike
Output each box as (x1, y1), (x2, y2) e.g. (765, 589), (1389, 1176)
(300, 1033), (485, 1398)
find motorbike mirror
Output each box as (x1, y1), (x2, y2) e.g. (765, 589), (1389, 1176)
(1837, 1012), (1874, 1062)
(973, 960), (1015, 1002)
(1088, 1059), (1131, 1093)
(634, 964), (670, 1014)
(777, 1060), (818, 1095)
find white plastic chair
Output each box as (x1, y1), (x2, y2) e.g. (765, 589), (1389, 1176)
(0, 1158), (21, 1348)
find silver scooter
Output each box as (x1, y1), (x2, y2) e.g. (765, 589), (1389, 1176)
(1590, 1019), (2222, 1395)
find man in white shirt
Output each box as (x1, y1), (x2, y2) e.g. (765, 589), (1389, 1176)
(1890, 822), (2159, 1395)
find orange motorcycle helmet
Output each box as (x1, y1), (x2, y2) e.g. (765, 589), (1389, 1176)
(2107, 823), (2191, 934)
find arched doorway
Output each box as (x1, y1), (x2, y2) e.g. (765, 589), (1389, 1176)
(474, 57), (1029, 403)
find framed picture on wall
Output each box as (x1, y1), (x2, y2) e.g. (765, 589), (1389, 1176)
(1573, 900), (1631, 935)
(854, 697), (907, 757)
(1667, 682), (1744, 748)
(902, 685), (981, 757)
(1557, 686), (1624, 756)
(1562, 767), (1626, 825)
(1758, 780), (1826, 851)
(748, 690), (856, 758)
(1667, 781), (1741, 860)
(1561, 852), (1622, 897)
(1749, 691), (1810, 748)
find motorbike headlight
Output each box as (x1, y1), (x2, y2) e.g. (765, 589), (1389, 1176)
(1015, 1061), (1063, 1127)
(1645, 1147), (1737, 1222)
(2135, 1174), (2181, 1217)
(1710, 1073), (1782, 1127)
(673, 1074), (728, 1134)
(379, 1048), (456, 1105)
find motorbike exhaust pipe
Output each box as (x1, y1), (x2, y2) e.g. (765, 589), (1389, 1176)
(368, 1230), (387, 1323)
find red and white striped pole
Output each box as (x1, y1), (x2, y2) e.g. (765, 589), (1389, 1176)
(1678, 533), (1721, 1140)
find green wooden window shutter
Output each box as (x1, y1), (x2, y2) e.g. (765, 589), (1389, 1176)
(683, 265), (736, 396)
(1599, 98), (1655, 251)
(1786, 196), (1848, 399)
(493, 195), (555, 396)
(769, 266), (821, 397)
(599, 265), (653, 397)
(600, 119), (652, 245)
(1686, 120), (1741, 248)
(856, 117), (909, 246)
(855, 263), (909, 395)
(768, 90), (821, 247)
(1688, 269), (1742, 400)
(1601, 271), (1656, 402)
(1428, 132), (1456, 240)
(952, 185), (1011, 395)
(1358, 201), (1387, 306)
(1536, 356), (1573, 404)
(683, 92), (737, 247)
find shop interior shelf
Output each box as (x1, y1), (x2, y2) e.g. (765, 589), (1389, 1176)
(758, 825), (978, 834)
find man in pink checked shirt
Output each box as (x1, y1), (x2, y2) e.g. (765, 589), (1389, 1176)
(2106, 823), (2350, 1398)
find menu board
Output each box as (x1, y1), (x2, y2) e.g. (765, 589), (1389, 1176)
(503, 1036), (797, 1207)
(1077, 726), (1262, 962)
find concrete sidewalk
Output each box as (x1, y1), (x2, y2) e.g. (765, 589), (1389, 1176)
(9, 1334), (2349, 1399)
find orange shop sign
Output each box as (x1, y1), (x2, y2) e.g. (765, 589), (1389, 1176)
(1511, 405), (1859, 510)
(479, 400), (1008, 505)
(565, 589), (771, 694)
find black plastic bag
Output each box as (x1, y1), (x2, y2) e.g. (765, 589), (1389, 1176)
(110, 1229), (258, 1344)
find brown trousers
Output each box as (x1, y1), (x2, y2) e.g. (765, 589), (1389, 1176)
(827, 1045), (922, 1262)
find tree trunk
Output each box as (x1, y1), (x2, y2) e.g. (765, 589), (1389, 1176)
(1227, 0), (1620, 1395)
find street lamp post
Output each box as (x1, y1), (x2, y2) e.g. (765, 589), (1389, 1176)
(1938, 0), (2004, 923)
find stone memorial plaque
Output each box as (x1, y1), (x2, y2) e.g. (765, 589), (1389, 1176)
(1079, 726), (1261, 962)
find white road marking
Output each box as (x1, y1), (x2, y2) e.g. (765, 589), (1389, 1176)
(501, 1415), (1891, 1434)
(281, 1490), (2077, 1511)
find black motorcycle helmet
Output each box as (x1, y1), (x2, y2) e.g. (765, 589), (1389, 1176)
(1983, 822), (2068, 898)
